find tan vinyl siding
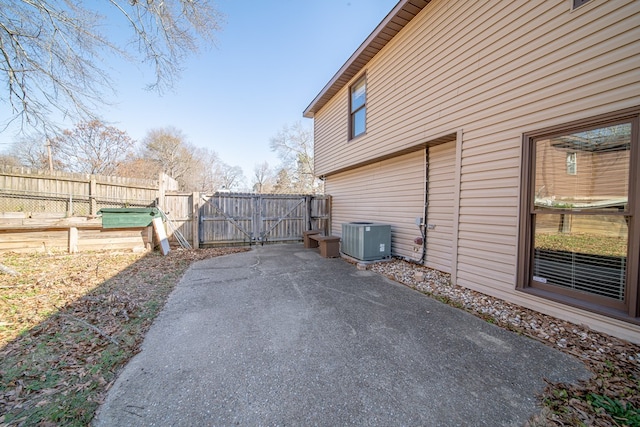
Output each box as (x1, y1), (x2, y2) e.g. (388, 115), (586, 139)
(315, 0), (639, 174)
(325, 151), (424, 259)
(425, 140), (455, 273)
(311, 0), (640, 342)
(314, 88), (349, 174)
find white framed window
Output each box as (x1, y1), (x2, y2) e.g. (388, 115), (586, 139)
(572, 0), (593, 10)
(349, 75), (366, 139)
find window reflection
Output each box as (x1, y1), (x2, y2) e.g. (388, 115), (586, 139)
(534, 123), (630, 211)
(350, 76), (366, 138)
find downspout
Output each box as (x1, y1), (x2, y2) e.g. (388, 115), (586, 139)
(420, 147), (429, 264)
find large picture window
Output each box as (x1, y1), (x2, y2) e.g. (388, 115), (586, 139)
(518, 108), (639, 322)
(349, 75), (366, 139)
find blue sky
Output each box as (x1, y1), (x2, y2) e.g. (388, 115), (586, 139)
(1, 0), (398, 183)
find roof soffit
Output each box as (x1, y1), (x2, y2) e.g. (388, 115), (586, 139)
(303, 0), (431, 118)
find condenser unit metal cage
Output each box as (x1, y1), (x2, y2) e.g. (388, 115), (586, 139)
(341, 222), (391, 261)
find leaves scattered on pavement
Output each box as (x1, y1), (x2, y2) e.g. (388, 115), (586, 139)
(368, 258), (640, 427)
(0, 247), (248, 426)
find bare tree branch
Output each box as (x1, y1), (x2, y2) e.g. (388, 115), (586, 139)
(51, 120), (135, 175)
(215, 163), (245, 191)
(269, 122), (321, 194)
(0, 1), (223, 133)
(252, 161), (274, 193)
(136, 126), (231, 191)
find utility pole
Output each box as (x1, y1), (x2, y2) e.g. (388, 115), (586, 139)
(46, 139), (53, 172)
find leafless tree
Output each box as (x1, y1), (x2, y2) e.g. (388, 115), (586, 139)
(140, 127), (195, 184)
(115, 157), (160, 181)
(269, 121), (321, 193)
(137, 126), (226, 191)
(252, 161), (274, 193)
(9, 133), (61, 170)
(0, 1), (222, 133)
(51, 120), (135, 175)
(215, 163), (245, 191)
(0, 153), (20, 167)
(188, 147), (221, 192)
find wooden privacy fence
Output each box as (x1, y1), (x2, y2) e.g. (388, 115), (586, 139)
(162, 193), (331, 247)
(0, 165), (178, 216)
(0, 166), (331, 252)
(0, 167), (177, 253)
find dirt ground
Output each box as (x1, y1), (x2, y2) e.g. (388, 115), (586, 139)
(1, 248), (638, 426)
(0, 247), (248, 426)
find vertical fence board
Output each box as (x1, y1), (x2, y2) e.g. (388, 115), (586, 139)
(0, 166), (180, 216)
(197, 193), (331, 246)
(0, 166), (331, 250)
(163, 192), (193, 245)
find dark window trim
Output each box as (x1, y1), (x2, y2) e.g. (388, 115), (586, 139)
(349, 73), (367, 140)
(572, 0), (593, 10)
(517, 106), (640, 322)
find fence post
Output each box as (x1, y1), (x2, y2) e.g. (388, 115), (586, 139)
(253, 195), (261, 243)
(305, 195), (312, 231)
(157, 173), (166, 210)
(327, 195), (332, 235)
(66, 193), (73, 217)
(89, 175), (97, 216)
(68, 227), (78, 253)
(192, 192), (200, 249)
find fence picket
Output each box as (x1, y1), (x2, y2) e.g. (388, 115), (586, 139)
(197, 193), (330, 246)
(0, 166), (331, 250)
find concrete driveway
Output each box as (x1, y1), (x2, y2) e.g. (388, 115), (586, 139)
(94, 244), (589, 426)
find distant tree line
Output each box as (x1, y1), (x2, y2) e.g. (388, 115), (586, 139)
(0, 120), (324, 194)
(1, 120), (244, 192)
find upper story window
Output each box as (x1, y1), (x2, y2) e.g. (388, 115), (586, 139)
(350, 75), (367, 139)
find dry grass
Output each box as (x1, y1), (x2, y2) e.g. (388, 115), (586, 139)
(535, 233), (628, 257)
(0, 247), (248, 426)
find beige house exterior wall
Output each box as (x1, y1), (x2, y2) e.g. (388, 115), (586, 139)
(310, 0), (640, 342)
(425, 140), (456, 274)
(325, 150), (425, 259)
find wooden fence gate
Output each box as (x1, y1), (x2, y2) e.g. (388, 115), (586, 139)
(198, 193), (330, 246)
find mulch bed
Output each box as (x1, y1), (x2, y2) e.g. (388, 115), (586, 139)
(368, 258), (640, 427)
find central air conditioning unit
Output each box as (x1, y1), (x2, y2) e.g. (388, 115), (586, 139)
(341, 222), (391, 261)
